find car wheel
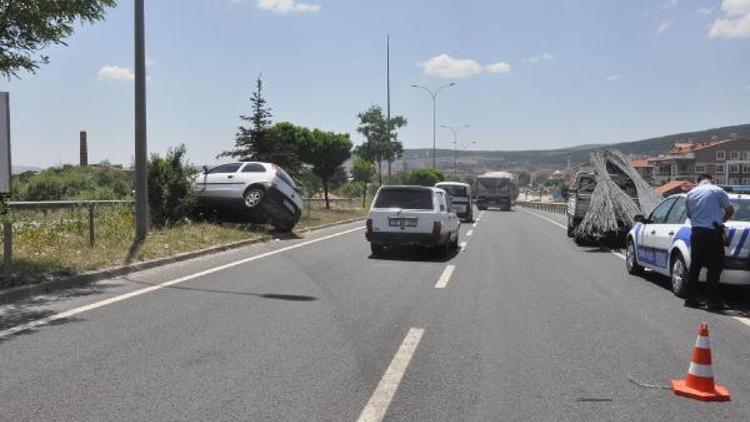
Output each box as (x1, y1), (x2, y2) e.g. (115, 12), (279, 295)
(670, 254), (689, 298)
(438, 240), (451, 258)
(370, 243), (384, 256)
(243, 187), (265, 209)
(625, 239), (644, 276)
(566, 217), (575, 238)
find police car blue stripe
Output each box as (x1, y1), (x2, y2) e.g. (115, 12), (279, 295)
(733, 228), (748, 258)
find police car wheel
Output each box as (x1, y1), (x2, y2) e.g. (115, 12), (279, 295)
(626, 239), (644, 275)
(670, 254), (689, 298)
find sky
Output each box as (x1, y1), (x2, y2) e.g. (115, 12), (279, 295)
(2, 0), (750, 167)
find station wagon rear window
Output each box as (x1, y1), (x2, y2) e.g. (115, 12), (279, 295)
(439, 185), (467, 197)
(374, 189), (434, 210)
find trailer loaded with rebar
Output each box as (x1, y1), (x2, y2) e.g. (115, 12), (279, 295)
(567, 149), (659, 245)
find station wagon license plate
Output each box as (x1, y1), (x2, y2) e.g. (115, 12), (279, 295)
(389, 217), (417, 227)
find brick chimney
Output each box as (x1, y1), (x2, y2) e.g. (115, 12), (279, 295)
(80, 131), (88, 167)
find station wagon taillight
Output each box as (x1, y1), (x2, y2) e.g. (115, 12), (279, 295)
(432, 221), (442, 237)
(366, 219), (373, 233)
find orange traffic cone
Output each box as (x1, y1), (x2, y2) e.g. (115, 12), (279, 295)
(671, 322), (730, 402)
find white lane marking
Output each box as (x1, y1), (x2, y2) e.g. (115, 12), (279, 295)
(472, 222), (478, 228)
(0, 226), (365, 339)
(734, 316), (750, 328)
(466, 229), (474, 237)
(357, 328), (425, 422)
(520, 208), (626, 260)
(459, 241), (467, 252)
(434, 265), (456, 289)
(519, 208), (567, 230)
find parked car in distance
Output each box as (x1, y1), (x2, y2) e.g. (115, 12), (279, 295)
(625, 193), (750, 297)
(366, 186), (460, 257)
(435, 181), (474, 222)
(192, 161), (303, 231)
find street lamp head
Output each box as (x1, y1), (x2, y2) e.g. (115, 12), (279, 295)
(449, 82), (457, 87)
(410, 84), (419, 88)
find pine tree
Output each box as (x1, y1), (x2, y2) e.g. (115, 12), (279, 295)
(220, 77), (273, 160)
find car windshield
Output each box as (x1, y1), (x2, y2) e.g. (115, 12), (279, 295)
(730, 199), (750, 222)
(374, 189), (433, 210)
(438, 185), (467, 197)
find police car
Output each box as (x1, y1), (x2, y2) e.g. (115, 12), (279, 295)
(625, 192), (750, 297)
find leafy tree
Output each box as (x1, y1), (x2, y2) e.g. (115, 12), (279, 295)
(300, 130), (353, 209)
(295, 166), (322, 198)
(147, 144), (197, 227)
(403, 167), (444, 186)
(0, 0), (117, 78)
(355, 105), (406, 184)
(351, 156), (376, 207)
(12, 166), (131, 200)
(517, 171), (531, 187)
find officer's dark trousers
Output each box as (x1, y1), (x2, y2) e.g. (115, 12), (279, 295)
(685, 227), (724, 305)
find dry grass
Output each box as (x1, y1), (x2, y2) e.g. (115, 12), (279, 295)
(1, 205), (366, 288)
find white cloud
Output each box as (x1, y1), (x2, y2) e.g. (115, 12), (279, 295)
(97, 65), (134, 81)
(657, 20), (672, 33)
(697, 7), (714, 15)
(421, 54), (483, 77)
(606, 75), (621, 82)
(146, 57), (156, 67)
(485, 62), (512, 74)
(420, 54), (512, 78)
(524, 53), (555, 64)
(709, 0), (750, 38)
(256, 0), (320, 14)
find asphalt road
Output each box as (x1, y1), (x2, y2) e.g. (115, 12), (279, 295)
(2, 209), (750, 421)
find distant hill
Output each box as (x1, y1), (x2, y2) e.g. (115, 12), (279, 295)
(402, 123), (750, 173)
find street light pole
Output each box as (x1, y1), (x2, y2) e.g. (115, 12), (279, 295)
(134, 0), (148, 241)
(441, 124), (469, 178)
(411, 83), (456, 168)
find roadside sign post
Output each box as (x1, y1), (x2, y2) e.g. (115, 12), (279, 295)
(1, 92), (13, 282)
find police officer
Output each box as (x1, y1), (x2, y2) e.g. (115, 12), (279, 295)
(684, 174), (734, 311)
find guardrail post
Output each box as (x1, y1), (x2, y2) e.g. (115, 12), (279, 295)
(3, 221), (11, 283)
(88, 203), (95, 247)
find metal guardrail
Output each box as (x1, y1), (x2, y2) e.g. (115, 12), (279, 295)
(517, 201), (567, 215)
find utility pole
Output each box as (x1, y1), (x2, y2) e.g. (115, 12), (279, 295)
(386, 34), (392, 178)
(411, 83), (457, 168)
(441, 124), (469, 178)
(134, 0), (148, 241)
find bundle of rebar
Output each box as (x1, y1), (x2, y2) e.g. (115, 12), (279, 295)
(573, 149), (659, 240)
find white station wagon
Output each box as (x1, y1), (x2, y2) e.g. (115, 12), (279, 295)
(366, 186), (460, 257)
(625, 193), (750, 297)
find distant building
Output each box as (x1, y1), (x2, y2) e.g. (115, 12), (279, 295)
(631, 158), (654, 184)
(648, 138), (750, 185)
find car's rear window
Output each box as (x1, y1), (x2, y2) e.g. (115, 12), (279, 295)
(438, 185), (467, 196)
(374, 189), (434, 210)
(730, 199), (750, 222)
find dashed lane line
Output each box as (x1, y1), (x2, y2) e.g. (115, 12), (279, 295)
(356, 328), (425, 422)
(466, 229), (474, 237)
(434, 265), (456, 289)
(733, 316), (750, 328)
(0, 226), (365, 339)
(459, 241), (467, 252)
